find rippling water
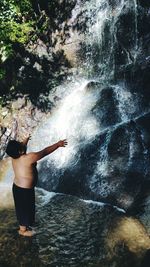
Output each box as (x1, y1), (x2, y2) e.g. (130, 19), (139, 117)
(0, 189), (150, 267)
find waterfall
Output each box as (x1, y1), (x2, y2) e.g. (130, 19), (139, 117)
(133, 0), (138, 60)
(88, 131), (113, 197)
(113, 84), (140, 121)
(29, 79), (101, 169)
(82, 0), (140, 77)
(1, 0), (149, 210)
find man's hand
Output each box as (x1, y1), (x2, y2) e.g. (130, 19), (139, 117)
(27, 134), (31, 141)
(58, 139), (68, 147)
(22, 134), (31, 145)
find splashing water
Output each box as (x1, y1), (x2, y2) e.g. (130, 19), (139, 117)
(113, 84), (139, 121)
(29, 79), (101, 169)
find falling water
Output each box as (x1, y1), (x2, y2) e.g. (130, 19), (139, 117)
(29, 79), (101, 169)
(84, 0), (140, 77)
(113, 84), (139, 121)
(88, 131), (113, 197)
(1, 0), (148, 210)
(133, 0), (138, 60)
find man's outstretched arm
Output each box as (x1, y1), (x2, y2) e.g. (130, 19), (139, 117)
(27, 139), (68, 163)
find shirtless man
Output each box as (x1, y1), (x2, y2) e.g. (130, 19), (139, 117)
(6, 135), (68, 237)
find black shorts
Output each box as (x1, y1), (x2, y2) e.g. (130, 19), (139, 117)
(12, 183), (35, 227)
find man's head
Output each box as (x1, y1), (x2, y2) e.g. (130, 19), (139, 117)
(6, 140), (26, 159)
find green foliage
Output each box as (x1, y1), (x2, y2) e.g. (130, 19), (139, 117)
(0, 68), (6, 80)
(0, 0), (16, 22)
(0, 0), (33, 19)
(4, 21), (33, 44)
(14, 0), (33, 15)
(0, 42), (14, 62)
(0, 0), (34, 62)
(0, 0), (77, 62)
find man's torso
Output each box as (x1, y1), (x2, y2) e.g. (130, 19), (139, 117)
(12, 154), (38, 188)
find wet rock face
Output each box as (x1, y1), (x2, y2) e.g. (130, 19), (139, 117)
(114, 1), (150, 110)
(85, 116), (150, 210)
(37, 111), (150, 212)
(139, 1), (150, 8)
(0, 192), (150, 267)
(34, 78), (150, 211)
(137, 113), (150, 152)
(92, 87), (120, 127)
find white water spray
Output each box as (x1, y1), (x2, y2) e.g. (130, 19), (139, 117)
(29, 79), (101, 169)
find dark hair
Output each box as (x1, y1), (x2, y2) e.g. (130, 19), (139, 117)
(6, 140), (25, 159)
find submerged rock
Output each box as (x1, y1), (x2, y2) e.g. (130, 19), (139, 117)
(0, 191), (149, 267)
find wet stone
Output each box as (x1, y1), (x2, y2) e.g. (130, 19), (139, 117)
(0, 192), (150, 267)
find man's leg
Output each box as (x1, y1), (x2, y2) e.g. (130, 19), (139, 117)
(13, 184), (36, 237)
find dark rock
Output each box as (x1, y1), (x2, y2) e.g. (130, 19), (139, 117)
(140, 249), (150, 267)
(92, 87), (120, 127)
(115, 9), (137, 61)
(136, 112), (150, 151)
(107, 125), (129, 161)
(139, 1), (150, 8)
(114, 59), (150, 111)
(84, 81), (102, 91)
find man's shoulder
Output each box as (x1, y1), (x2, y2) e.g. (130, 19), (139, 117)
(21, 153), (34, 161)
(23, 152), (37, 161)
